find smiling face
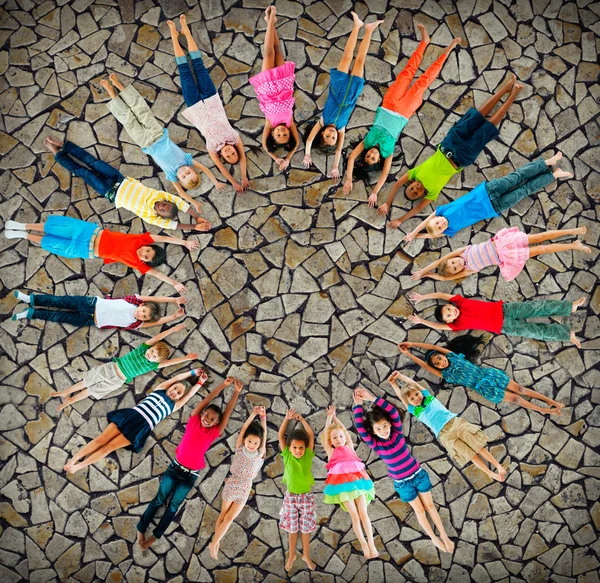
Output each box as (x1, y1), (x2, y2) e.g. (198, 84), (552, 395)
(244, 434), (262, 452)
(430, 353), (449, 369)
(364, 147), (380, 166)
(444, 257), (466, 275)
(200, 407), (220, 428)
(406, 181), (425, 200)
(154, 200), (177, 219)
(136, 246), (156, 263)
(166, 382), (186, 401)
(321, 126), (338, 147)
(177, 165), (200, 189)
(329, 428), (347, 449)
(145, 346), (161, 362)
(372, 419), (391, 440)
(427, 216), (449, 235)
(134, 305), (153, 321)
(220, 144), (239, 164)
(272, 124), (290, 145)
(289, 439), (306, 459)
(406, 389), (424, 407)
(441, 304), (460, 323)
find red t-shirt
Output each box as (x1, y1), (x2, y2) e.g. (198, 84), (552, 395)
(175, 414), (221, 471)
(97, 230), (154, 274)
(447, 295), (504, 334)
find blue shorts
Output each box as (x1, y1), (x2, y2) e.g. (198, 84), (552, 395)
(440, 107), (499, 168)
(393, 468), (432, 503)
(41, 216), (99, 259)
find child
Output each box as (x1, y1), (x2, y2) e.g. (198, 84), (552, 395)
(137, 375), (244, 550)
(64, 368), (209, 474)
(321, 405), (377, 559)
(407, 291), (586, 348)
(168, 15), (249, 194)
(50, 323), (196, 411)
(403, 154), (572, 241)
(278, 407), (316, 572)
(381, 75), (523, 223)
(100, 73), (225, 205)
(3, 216), (198, 293)
(389, 371), (506, 482)
(208, 406), (268, 559)
(353, 387), (454, 553)
(412, 226), (589, 282)
(399, 341), (564, 416)
(303, 13), (382, 181)
(251, 6), (300, 172)
(344, 25), (460, 205)
(44, 138), (211, 231)
(12, 290), (187, 330)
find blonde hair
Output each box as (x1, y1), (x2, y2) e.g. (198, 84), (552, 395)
(438, 260), (451, 277)
(400, 383), (422, 402)
(154, 342), (171, 361)
(319, 420), (353, 451)
(179, 170), (200, 190)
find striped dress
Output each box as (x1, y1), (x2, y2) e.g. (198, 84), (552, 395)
(353, 398), (420, 480)
(107, 390), (175, 452)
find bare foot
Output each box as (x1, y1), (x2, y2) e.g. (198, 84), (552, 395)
(179, 14), (191, 36)
(501, 73), (517, 92)
(57, 399), (71, 412)
(570, 332), (581, 348)
(208, 541), (219, 560)
(430, 536), (446, 553)
(548, 407), (563, 416)
(44, 137), (61, 154)
(574, 226), (587, 235)
(490, 471), (506, 482)
(574, 240), (591, 253)
(136, 531), (145, 547)
(511, 83), (523, 97)
(65, 462), (81, 474)
(572, 297), (586, 312)
(301, 554), (316, 570)
(368, 543), (379, 559)
(351, 11), (364, 28)
(442, 537), (455, 553)
(140, 536), (156, 550)
(167, 20), (178, 36)
(417, 23), (430, 44)
(546, 151), (563, 166)
(445, 37), (461, 53)
(553, 169), (573, 179)
(387, 218), (402, 230)
(108, 73), (124, 91)
(285, 550), (296, 572)
(359, 539), (370, 558)
(364, 19), (383, 33)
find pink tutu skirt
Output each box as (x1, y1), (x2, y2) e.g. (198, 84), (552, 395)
(249, 61), (295, 127)
(493, 227), (530, 281)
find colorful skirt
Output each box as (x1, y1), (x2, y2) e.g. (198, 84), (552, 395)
(249, 61), (295, 128)
(493, 227), (530, 281)
(323, 469), (375, 512)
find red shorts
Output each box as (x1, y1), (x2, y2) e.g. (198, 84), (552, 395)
(279, 492), (316, 534)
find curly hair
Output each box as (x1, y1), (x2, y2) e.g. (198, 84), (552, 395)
(287, 428), (309, 447)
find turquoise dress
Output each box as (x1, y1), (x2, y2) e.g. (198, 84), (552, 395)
(363, 107), (408, 158)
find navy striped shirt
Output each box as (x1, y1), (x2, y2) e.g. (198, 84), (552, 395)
(354, 397), (420, 481)
(133, 390), (174, 430)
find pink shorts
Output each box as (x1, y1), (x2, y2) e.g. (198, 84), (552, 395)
(279, 492), (316, 534)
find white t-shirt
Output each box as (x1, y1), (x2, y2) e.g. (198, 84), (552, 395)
(94, 297), (139, 328)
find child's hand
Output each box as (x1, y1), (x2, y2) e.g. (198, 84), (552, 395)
(387, 371), (401, 385)
(173, 307), (185, 319)
(367, 192), (378, 208)
(326, 405), (336, 417)
(353, 390), (363, 406)
(194, 369), (208, 384)
(185, 240), (200, 251)
(278, 159), (289, 171)
(286, 408), (297, 420)
(214, 181), (227, 191)
(175, 296), (188, 306)
(186, 352), (198, 360)
(330, 167), (340, 182)
(241, 176), (249, 191)
(303, 154), (312, 168)
(194, 219), (212, 232)
(193, 201), (202, 213)
(254, 406), (266, 418)
(224, 376), (236, 386)
(173, 281), (187, 294)
(398, 342), (411, 354)
(356, 387), (376, 402)
(233, 181), (244, 194)
(408, 314), (423, 325)
(377, 203), (389, 216)
(343, 180), (353, 195)
(408, 292), (424, 304)
(404, 233), (416, 243)
(233, 379), (244, 393)
(173, 323), (186, 332)
(411, 270), (424, 281)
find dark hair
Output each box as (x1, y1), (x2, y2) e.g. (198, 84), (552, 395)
(427, 333), (486, 368)
(204, 403), (222, 421)
(143, 301), (161, 322)
(346, 136), (404, 186)
(163, 202), (178, 219)
(266, 124), (297, 153)
(288, 429), (309, 447)
(363, 405), (402, 439)
(303, 121), (337, 155)
(244, 420), (264, 440)
(434, 305), (445, 323)
(146, 245), (166, 267)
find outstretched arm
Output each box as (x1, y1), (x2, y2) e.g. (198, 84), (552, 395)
(368, 155), (393, 207)
(343, 140), (365, 195)
(405, 341), (452, 355)
(411, 247), (466, 280)
(172, 369), (209, 411)
(237, 140), (249, 190)
(157, 352), (198, 369)
(404, 211), (436, 242)
(192, 160), (226, 191)
(353, 390), (374, 446)
(150, 233), (200, 251)
(295, 413), (315, 451)
(261, 121), (281, 164)
(330, 128), (345, 182)
(171, 181), (202, 213)
(138, 295), (187, 305)
(378, 171), (410, 216)
(303, 120), (322, 167)
(278, 409), (294, 451)
(191, 375), (234, 417)
(145, 268), (187, 295)
(322, 405), (336, 458)
(398, 343), (444, 378)
(218, 378), (243, 433)
(236, 406), (262, 449)
(283, 121), (301, 166)
(407, 314), (452, 331)
(146, 322), (186, 346)
(409, 292), (454, 303)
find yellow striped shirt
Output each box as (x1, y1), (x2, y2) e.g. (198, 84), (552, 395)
(114, 177), (190, 229)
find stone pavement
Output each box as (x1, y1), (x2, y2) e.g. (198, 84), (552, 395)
(1, 0), (600, 581)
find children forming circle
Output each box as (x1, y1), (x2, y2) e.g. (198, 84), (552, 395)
(4, 6), (592, 573)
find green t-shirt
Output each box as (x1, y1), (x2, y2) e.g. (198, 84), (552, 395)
(408, 147), (461, 201)
(114, 343), (159, 383)
(281, 447), (315, 494)
(364, 107), (408, 158)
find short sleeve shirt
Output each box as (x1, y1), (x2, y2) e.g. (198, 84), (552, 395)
(408, 148), (461, 201)
(97, 230), (154, 274)
(448, 295), (504, 334)
(114, 343), (158, 383)
(176, 414), (221, 471)
(142, 129), (194, 182)
(281, 447), (315, 494)
(407, 390), (456, 437)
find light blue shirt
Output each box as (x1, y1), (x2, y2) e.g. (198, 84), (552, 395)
(407, 390), (457, 437)
(142, 129), (194, 182)
(435, 182), (499, 236)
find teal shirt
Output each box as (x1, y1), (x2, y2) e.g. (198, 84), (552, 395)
(364, 107), (408, 158)
(407, 390), (457, 437)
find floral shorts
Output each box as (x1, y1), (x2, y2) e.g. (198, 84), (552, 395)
(279, 492), (316, 534)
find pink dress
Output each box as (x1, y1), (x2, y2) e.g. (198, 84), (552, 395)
(249, 61), (295, 127)
(462, 227), (529, 281)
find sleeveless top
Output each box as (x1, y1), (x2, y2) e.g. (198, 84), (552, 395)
(133, 390), (175, 430)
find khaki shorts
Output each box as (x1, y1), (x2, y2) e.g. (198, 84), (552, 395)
(438, 417), (488, 467)
(82, 362), (125, 399)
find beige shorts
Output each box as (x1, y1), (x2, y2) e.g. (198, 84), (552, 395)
(82, 362), (125, 399)
(438, 417), (488, 467)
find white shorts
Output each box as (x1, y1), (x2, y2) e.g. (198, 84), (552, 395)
(82, 362), (125, 399)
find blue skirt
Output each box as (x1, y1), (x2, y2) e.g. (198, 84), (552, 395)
(473, 369), (509, 404)
(107, 409), (152, 453)
(322, 69), (365, 129)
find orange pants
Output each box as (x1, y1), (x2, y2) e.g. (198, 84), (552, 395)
(382, 40), (448, 119)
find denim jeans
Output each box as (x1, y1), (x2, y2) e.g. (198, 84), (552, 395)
(487, 158), (554, 214)
(29, 294), (97, 327)
(55, 141), (124, 198)
(137, 460), (197, 539)
(393, 468), (432, 503)
(176, 51), (217, 107)
(502, 300), (572, 342)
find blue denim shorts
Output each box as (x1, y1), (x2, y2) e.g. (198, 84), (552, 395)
(393, 468), (432, 503)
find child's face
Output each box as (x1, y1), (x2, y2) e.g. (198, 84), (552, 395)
(145, 346), (161, 362)
(166, 382), (185, 401)
(406, 181), (425, 200)
(322, 126), (338, 146)
(201, 408), (220, 428)
(137, 246), (156, 263)
(220, 144), (239, 164)
(154, 200), (176, 218)
(372, 419), (391, 440)
(289, 439), (306, 458)
(272, 125), (290, 145)
(244, 434), (262, 452)
(430, 354), (449, 369)
(407, 390), (424, 407)
(330, 428), (346, 449)
(445, 257), (466, 275)
(427, 216), (448, 235)
(177, 165), (199, 189)
(134, 304), (153, 321)
(441, 304), (460, 323)
(364, 147), (380, 165)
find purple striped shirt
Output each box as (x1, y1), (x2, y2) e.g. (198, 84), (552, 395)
(353, 397), (420, 481)
(462, 238), (500, 272)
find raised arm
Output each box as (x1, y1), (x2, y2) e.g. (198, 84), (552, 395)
(398, 343), (443, 378)
(171, 181), (202, 213)
(368, 155), (394, 207)
(295, 413), (315, 451)
(378, 171), (410, 216)
(404, 211), (436, 242)
(157, 352), (198, 370)
(155, 368), (200, 391)
(303, 120), (322, 168)
(388, 371), (433, 403)
(173, 369), (209, 412)
(218, 378), (243, 433)
(259, 408), (268, 458)
(407, 314), (452, 331)
(192, 160), (226, 191)
(138, 295), (187, 305)
(145, 268), (187, 295)
(409, 292), (454, 304)
(406, 341), (452, 355)
(191, 376), (234, 418)
(278, 409), (294, 451)
(343, 140), (365, 195)
(411, 247), (466, 280)
(330, 128), (345, 182)
(236, 406), (261, 449)
(352, 391), (374, 446)
(322, 405), (336, 458)
(150, 233), (200, 251)
(237, 140), (249, 190)
(146, 322), (186, 346)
